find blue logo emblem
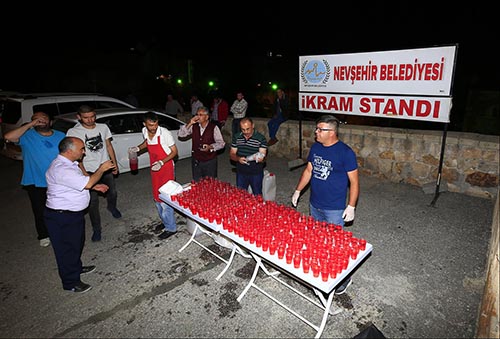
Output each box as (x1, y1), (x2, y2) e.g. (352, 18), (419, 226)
(301, 59), (331, 86)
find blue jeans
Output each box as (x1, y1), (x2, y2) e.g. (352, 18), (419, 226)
(310, 204), (345, 227)
(237, 172), (264, 195)
(267, 115), (286, 139)
(155, 201), (177, 232)
(310, 203), (352, 292)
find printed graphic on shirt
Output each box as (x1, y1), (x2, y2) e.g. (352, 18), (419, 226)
(312, 155), (332, 180)
(43, 140), (57, 149)
(85, 133), (104, 152)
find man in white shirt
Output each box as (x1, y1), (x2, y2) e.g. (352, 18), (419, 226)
(66, 105), (121, 242)
(190, 95), (203, 116)
(230, 91), (248, 137)
(45, 136), (114, 293)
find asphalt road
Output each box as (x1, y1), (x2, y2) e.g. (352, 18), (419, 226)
(0, 149), (495, 338)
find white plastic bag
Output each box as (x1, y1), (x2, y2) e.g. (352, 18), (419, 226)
(159, 180), (183, 196)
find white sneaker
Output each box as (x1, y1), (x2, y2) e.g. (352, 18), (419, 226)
(39, 238), (51, 247)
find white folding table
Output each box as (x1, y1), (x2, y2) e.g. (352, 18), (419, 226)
(160, 190), (372, 338)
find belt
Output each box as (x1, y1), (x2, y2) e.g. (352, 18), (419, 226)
(45, 207), (83, 214)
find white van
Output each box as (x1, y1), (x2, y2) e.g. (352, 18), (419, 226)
(0, 92), (135, 160)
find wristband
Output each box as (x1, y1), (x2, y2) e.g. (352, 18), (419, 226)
(159, 160), (164, 166)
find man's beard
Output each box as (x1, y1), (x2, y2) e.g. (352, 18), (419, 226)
(34, 125), (51, 133)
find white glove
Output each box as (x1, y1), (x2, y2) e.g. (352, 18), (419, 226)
(151, 160), (164, 172)
(342, 205), (355, 222)
(128, 146), (140, 153)
(291, 190), (301, 207)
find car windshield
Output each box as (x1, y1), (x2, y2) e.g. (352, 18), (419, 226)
(52, 119), (77, 133)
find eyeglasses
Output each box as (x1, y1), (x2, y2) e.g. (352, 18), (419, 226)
(315, 127), (333, 132)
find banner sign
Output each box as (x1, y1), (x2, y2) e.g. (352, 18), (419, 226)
(299, 45), (456, 96)
(299, 45), (456, 123)
(300, 93), (452, 123)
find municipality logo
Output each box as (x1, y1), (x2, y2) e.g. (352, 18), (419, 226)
(301, 59), (331, 86)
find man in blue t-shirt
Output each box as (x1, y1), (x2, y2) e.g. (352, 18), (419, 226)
(291, 114), (359, 295)
(4, 111), (65, 247)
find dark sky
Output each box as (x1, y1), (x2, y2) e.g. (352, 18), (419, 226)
(2, 3), (498, 92)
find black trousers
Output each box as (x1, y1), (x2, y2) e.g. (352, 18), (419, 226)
(192, 157), (218, 182)
(23, 185), (49, 240)
(88, 171), (118, 232)
(44, 208), (85, 289)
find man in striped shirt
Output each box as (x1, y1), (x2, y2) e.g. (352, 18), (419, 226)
(229, 117), (268, 195)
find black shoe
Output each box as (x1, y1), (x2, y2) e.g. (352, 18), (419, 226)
(81, 265), (96, 274)
(108, 207), (122, 219)
(64, 281), (92, 293)
(335, 277), (352, 295)
(158, 231), (177, 239)
(268, 138), (278, 146)
(91, 231), (101, 242)
(154, 223), (165, 233)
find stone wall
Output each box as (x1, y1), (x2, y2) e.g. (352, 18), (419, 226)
(214, 116), (499, 200)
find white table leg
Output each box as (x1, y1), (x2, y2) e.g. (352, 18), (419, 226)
(178, 224), (198, 253)
(237, 255), (262, 302)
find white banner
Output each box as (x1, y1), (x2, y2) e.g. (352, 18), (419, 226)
(299, 93), (452, 123)
(299, 45), (457, 97)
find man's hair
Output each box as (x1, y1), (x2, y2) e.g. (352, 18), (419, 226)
(143, 111), (159, 122)
(316, 115), (340, 132)
(196, 106), (209, 115)
(77, 105), (95, 114)
(240, 117), (253, 125)
(59, 136), (76, 153)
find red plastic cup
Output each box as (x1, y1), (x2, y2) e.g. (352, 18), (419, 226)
(311, 261), (320, 278)
(342, 258), (349, 270)
(249, 231), (255, 244)
(329, 263), (338, 279)
(302, 257), (310, 274)
(255, 234), (262, 248)
(286, 250), (293, 264)
(350, 244), (359, 259)
(277, 245), (285, 259)
(293, 253), (301, 269)
(321, 266), (329, 282)
(335, 263), (343, 275)
(269, 241), (277, 255)
(261, 236), (270, 252)
(359, 239), (367, 250)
